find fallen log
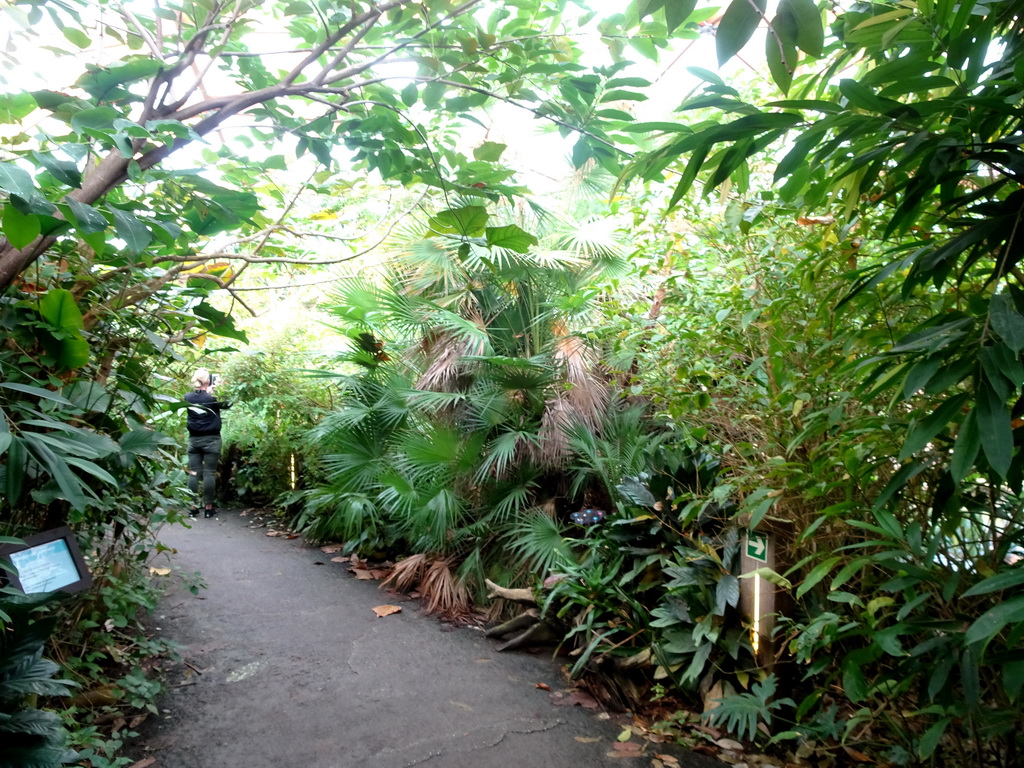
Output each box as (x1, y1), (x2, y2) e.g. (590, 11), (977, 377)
(483, 579), (564, 651)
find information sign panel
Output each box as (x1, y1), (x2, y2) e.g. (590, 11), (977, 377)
(0, 526), (92, 594)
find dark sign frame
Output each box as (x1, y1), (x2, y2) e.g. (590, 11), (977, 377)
(0, 526), (93, 594)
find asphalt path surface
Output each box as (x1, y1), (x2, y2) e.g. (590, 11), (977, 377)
(131, 509), (722, 768)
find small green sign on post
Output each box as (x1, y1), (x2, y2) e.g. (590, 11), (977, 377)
(746, 533), (769, 563)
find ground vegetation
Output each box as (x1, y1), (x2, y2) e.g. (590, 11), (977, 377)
(0, 0), (1022, 766)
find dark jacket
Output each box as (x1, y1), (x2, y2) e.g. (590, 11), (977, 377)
(185, 391), (231, 436)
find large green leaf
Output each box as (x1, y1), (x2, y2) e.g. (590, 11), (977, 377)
(485, 225), (538, 254)
(0, 383), (75, 406)
(75, 58), (163, 101)
(22, 435), (91, 510)
(664, 0), (698, 34)
(0, 163), (36, 199)
(950, 408), (980, 483)
(976, 382), (1012, 478)
(38, 288), (83, 331)
(2, 203), (40, 249)
(193, 302), (250, 343)
(429, 206), (489, 237)
(784, 0), (823, 56)
(766, 10), (798, 95)
(989, 293), (1024, 354)
(963, 569), (1024, 598)
(37, 289), (90, 371)
(65, 197), (108, 234)
(965, 595), (1024, 646)
(472, 141), (507, 162)
(0, 91), (38, 121)
(717, 0), (768, 66)
(69, 106), (119, 136)
(63, 381), (111, 414)
(32, 151), (82, 187)
(111, 207), (152, 255)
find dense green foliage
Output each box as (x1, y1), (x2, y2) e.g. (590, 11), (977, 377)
(0, 586), (77, 768)
(1, 0), (1023, 765)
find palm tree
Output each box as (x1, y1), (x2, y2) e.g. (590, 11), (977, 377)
(302, 191), (635, 606)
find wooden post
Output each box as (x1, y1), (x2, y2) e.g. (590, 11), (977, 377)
(739, 531), (775, 669)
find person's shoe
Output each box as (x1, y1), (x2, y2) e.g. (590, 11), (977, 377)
(204, 507), (216, 518)
(189, 508), (200, 519)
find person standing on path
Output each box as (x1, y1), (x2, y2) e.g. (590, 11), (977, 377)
(185, 368), (231, 519)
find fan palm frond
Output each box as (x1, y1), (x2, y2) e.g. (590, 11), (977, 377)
(406, 389), (468, 411)
(415, 488), (463, 553)
(456, 545), (489, 602)
(322, 435), (389, 490)
(550, 214), (624, 262)
(393, 239), (468, 295)
(566, 403), (651, 509)
(305, 491), (382, 547)
(459, 240), (533, 273)
(305, 404), (365, 446)
(505, 507), (574, 577)
(375, 468), (419, 518)
(380, 552), (428, 593)
(396, 425), (463, 481)
(461, 380), (517, 432)
(324, 276), (385, 326)
(475, 430), (540, 481)
(489, 477), (539, 522)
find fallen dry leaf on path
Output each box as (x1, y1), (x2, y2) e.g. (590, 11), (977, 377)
(715, 738), (745, 751)
(549, 688), (600, 709)
(575, 736), (601, 743)
(372, 604), (402, 617)
(149, 567), (171, 577)
(612, 742), (643, 753)
(128, 759), (156, 768)
(265, 531), (281, 537)
(607, 741), (645, 758)
(330, 555), (349, 563)
(843, 746), (874, 763)
(353, 569), (374, 580)
(321, 544), (343, 553)
(535, 682), (551, 691)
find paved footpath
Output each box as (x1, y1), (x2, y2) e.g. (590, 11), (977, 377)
(131, 509), (721, 768)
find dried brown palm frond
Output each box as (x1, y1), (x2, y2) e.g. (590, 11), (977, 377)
(551, 332), (608, 428)
(535, 396), (576, 467)
(420, 556), (472, 619)
(416, 312), (489, 392)
(380, 552), (428, 593)
(416, 336), (465, 391)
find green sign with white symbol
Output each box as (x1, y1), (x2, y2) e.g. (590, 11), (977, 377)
(746, 533), (769, 563)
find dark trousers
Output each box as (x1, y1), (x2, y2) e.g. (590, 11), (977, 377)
(188, 435), (221, 507)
